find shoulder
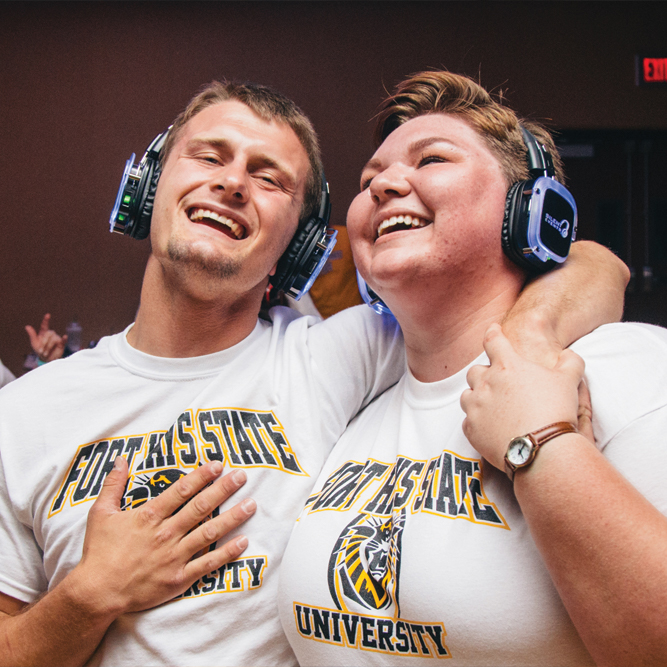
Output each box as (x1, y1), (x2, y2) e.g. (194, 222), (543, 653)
(268, 304), (403, 345)
(0, 336), (114, 406)
(571, 321), (667, 357)
(570, 322), (667, 447)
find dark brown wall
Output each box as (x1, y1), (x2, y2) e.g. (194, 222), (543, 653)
(1, 1), (665, 376)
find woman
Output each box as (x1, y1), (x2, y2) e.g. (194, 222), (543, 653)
(278, 71), (667, 665)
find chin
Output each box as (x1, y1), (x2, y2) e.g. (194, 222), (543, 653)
(166, 239), (242, 280)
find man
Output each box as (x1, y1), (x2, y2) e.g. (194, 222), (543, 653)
(0, 80), (627, 666)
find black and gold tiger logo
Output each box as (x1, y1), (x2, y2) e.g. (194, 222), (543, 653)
(122, 467), (188, 510)
(327, 510), (405, 617)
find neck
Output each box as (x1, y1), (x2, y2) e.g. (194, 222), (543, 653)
(127, 255), (265, 358)
(388, 272), (523, 383)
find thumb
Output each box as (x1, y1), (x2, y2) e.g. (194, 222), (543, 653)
(555, 349), (585, 385)
(95, 456), (129, 513)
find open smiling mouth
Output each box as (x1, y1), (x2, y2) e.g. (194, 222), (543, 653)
(377, 215), (431, 239)
(188, 208), (246, 240)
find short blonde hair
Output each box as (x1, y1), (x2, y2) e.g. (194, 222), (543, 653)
(374, 70), (564, 186)
(164, 80), (323, 222)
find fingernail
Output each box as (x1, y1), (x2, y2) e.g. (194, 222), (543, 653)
(236, 536), (248, 550)
(232, 470), (247, 485)
(210, 461), (223, 475)
(113, 457), (123, 471)
(241, 498), (256, 514)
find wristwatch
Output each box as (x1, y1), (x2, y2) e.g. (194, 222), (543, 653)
(504, 421), (577, 482)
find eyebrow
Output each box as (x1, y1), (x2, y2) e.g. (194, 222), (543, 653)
(361, 136), (460, 173)
(186, 137), (299, 191)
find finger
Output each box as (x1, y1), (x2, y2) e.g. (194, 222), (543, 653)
(482, 324), (515, 367)
(577, 380), (596, 444)
(465, 364), (487, 390)
(183, 534), (250, 584)
(145, 461), (225, 519)
(91, 456), (129, 516)
(25, 325), (39, 349)
(180, 497), (256, 558)
(459, 388), (473, 415)
(170, 469), (248, 534)
(42, 333), (57, 359)
(39, 314), (51, 335)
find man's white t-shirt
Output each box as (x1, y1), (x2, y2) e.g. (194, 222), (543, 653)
(278, 322), (667, 666)
(0, 305), (404, 666)
(0, 360), (15, 389)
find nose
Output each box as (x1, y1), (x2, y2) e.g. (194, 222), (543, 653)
(369, 163), (411, 204)
(210, 161), (249, 203)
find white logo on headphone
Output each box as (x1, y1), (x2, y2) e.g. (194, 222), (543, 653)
(545, 212), (570, 239)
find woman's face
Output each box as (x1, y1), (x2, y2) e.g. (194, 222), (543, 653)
(347, 113), (510, 305)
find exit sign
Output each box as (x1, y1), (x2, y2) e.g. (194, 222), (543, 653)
(637, 56), (667, 86)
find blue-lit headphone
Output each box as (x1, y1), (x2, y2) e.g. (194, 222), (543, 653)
(358, 126), (578, 315)
(110, 130), (337, 301)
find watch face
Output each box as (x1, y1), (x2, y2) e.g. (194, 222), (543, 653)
(506, 436), (535, 467)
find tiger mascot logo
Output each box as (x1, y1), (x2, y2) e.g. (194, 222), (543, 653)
(121, 468), (187, 510)
(327, 510), (405, 617)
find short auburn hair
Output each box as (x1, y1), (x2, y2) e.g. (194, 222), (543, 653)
(374, 70), (564, 185)
(163, 80), (323, 223)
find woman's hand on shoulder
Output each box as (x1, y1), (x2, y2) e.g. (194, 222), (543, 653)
(460, 323), (584, 471)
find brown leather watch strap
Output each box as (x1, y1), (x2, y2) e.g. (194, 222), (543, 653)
(530, 421), (578, 446)
(505, 421), (578, 482)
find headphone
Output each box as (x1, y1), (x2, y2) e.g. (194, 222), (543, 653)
(110, 130), (337, 301)
(501, 126), (577, 273)
(358, 125), (578, 315)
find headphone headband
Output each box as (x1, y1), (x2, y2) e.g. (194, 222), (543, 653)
(520, 127), (555, 179)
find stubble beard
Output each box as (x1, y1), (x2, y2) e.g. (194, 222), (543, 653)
(166, 239), (242, 281)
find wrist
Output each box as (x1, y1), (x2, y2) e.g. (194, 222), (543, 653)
(512, 430), (593, 487)
(60, 564), (127, 623)
(505, 421), (578, 482)
(502, 310), (562, 367)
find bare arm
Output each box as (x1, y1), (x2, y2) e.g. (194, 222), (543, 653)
(0, 459), (255, 667)
(502, 241), (629, 365)
(461, 326), (667, 666)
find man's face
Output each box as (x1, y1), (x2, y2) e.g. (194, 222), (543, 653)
(347, 113), (510, 299)
(150, 100), (310, 293)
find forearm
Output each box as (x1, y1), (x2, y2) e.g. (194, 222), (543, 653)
(0, 570), (119, 667)
(503, 241), (629, 363)
(515, 434), (667, 666)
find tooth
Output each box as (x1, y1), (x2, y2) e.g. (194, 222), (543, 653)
(404, 215), (412, 225)
(231, 221), (243, 239)
(389, 216), (398, 226)
(396, 215), (404, 223)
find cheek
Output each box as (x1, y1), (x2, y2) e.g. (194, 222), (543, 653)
(346, 192), (373, 263)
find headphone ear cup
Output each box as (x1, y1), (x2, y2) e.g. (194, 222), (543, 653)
(270, 217), (317, 292)
(502, 180), (531, 268)
(132, 166), (161, 241)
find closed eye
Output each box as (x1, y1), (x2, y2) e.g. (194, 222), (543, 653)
(194, 154), (222, 166)
(418, 154), (447, 167)
(360, 172), (376, 191)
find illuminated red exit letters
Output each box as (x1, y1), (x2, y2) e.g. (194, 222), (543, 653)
(643, 57), (667, 83)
